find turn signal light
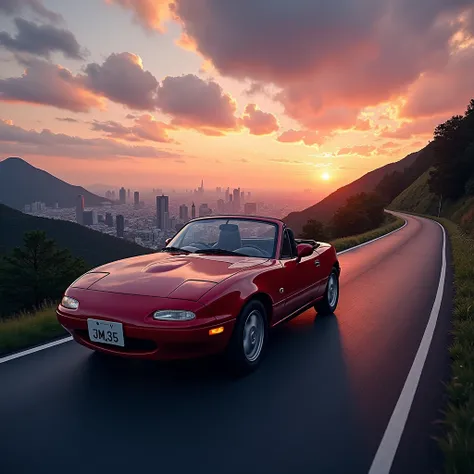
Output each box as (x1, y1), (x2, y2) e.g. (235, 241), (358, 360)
(209, 326), (224, 336)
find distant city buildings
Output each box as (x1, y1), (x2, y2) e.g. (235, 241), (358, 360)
(191, 202), (196, 219)
(76, 194), (84, 224)
(134, 191), (140, 209)
(156, 195), (169, 230)
(217, 199), (225, 213)
(116, 214), (125, 238)
(179, 204), (189, 221)
(127, 189), (131, 200)
(233, 188), (241, 212)
(244, 202), (257, 215)
(119, 187), (126, 204)
(105, 212), (113, 227)
(199, 203), (212, 217)
(83, 210), (98, 226)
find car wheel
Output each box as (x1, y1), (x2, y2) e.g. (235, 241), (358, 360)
(315, 268), (339, 315)
(227, 300), (268, 375)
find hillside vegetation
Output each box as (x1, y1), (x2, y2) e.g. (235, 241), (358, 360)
(390, 99), (474, 236)
(0, 204), (151, 264)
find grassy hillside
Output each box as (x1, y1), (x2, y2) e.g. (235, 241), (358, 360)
(283, 151), (421, 236)
(0, 204), (152, 267)
(0, 157), (111, 210)
(390, 170), (438, 215)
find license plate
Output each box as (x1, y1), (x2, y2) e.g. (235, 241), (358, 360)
(87, 319), (124, 347)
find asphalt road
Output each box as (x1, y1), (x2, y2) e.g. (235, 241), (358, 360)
(0, 213), (452, 474)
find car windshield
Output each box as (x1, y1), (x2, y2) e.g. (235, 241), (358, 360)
(166, 218), (278, 258)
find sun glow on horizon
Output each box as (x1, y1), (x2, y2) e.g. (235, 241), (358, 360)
(321, 172), (331, 181)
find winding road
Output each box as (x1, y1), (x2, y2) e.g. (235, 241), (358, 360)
(0, 213), (452, 474)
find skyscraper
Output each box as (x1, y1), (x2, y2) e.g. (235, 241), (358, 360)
(134, 191), (140, 209)
(217, 199), (225, 213)
(76, 194), (84, 225)
(105, 212), (113, 227)
(199, 203), (212, 217)
(116, 214), (125, 238)
(127, 189), (131, 199)
(191, 202), (196, 219)
(244, 202), (257, 215)
(119, 187), (126, 204)
(225, 188), (230, 202)
(179, 204), (189, 221)
(156, 195), (169, 229)
(233, 188), (241, 212)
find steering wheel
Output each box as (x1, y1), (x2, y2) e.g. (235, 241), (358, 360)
(236, 245), (268, 256)
(187, 242), (211, 250)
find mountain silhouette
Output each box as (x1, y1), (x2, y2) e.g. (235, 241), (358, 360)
(0, 157), (111, 210)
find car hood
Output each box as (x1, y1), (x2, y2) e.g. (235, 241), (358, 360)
(72, 252), (268, 299)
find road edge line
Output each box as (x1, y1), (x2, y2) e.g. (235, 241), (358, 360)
(0, 336), (73, 365)
(337, 213), (407, 256)
(367, 219), (447, 474)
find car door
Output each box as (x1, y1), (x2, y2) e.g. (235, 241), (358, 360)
(277, 229), (322, 319)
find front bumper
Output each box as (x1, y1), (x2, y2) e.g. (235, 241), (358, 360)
(58, 310), (235, 360)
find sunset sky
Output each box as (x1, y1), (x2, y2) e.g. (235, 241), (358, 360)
(1, 0), (473, 193)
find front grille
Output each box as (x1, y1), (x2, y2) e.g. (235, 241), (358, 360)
(75, 329), (157, 353)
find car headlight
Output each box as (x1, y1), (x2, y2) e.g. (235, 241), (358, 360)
(153, 310), (196, 321)
(61, 295), (79, 310)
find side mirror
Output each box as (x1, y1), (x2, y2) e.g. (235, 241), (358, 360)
(296, 243), (313, 260)
(165, 238), (172, 245)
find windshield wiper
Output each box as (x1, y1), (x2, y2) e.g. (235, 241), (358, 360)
(194, 248), (244, 257)
(161, 246), (190, 254)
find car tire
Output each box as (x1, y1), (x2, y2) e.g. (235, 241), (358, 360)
(226, 299), (268, 375)
(315, 268), (339, 315)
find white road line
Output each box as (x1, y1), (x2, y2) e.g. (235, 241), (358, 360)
(0, 336), (73, 364)
(368, 220), (447, 474)
(0, 212), (410, 365)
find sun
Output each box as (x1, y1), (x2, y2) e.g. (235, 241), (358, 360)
(321, 172), (331, 181)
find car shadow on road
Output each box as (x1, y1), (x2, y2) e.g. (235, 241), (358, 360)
(65, 309), (371, 474)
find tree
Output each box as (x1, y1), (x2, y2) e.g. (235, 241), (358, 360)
(0, 231), (88, 317)
(300, 219), (328, 240)
(330, 192), (385, 238)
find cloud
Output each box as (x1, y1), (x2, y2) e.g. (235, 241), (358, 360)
(169, 0), (474, 130)
(105, 0), (170, 31)
(0, 0), (62, 23)
(337, 145), (376, 156)
(0, 18), (84, 59)
(353, 118), (372, 131)
(277, 129), (325, 146)
(0, 118), (179, 159)
(83, 52), (159, 110)
(379, 141), (399, 150)
(380, 115), (444, 139)
(91, 114), (176, 143)
(156, 74), (239, 135)
(401, 47), (474, 119)
(56, 117), (79, 123)
(0, 58), (103, 112)
(242, 104), (278, 135)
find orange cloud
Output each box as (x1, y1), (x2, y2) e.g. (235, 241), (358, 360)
(277, 129), (326, 146)
(337, 145), (376, 156)
(105, 0), (171, 32)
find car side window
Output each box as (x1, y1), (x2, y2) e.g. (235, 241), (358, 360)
(280, 230), (294, 259)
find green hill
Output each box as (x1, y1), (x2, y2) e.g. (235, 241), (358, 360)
(0, 157), (111, 210)
(390, 169), (438, 215)
(0, 204), (152, 267)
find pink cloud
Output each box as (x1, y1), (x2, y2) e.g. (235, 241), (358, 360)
(105, 0), (170, 31)
(0, 59), (103, 112)
(337, 145), (376, 156)
(277, 129), (325, 146)
(242, 104), (279, 135)
(380, 115), (445, 139)
(156, 74), (239, 134)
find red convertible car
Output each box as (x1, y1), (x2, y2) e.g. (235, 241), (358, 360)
(57, 215), (340, 373)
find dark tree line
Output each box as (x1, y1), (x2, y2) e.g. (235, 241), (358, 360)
(0, 231), (88, 319)
(301, 192), (385, 240)
(428, 99), (474, 200)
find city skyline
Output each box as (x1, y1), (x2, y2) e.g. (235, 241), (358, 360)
(1, 1), (473, 193)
